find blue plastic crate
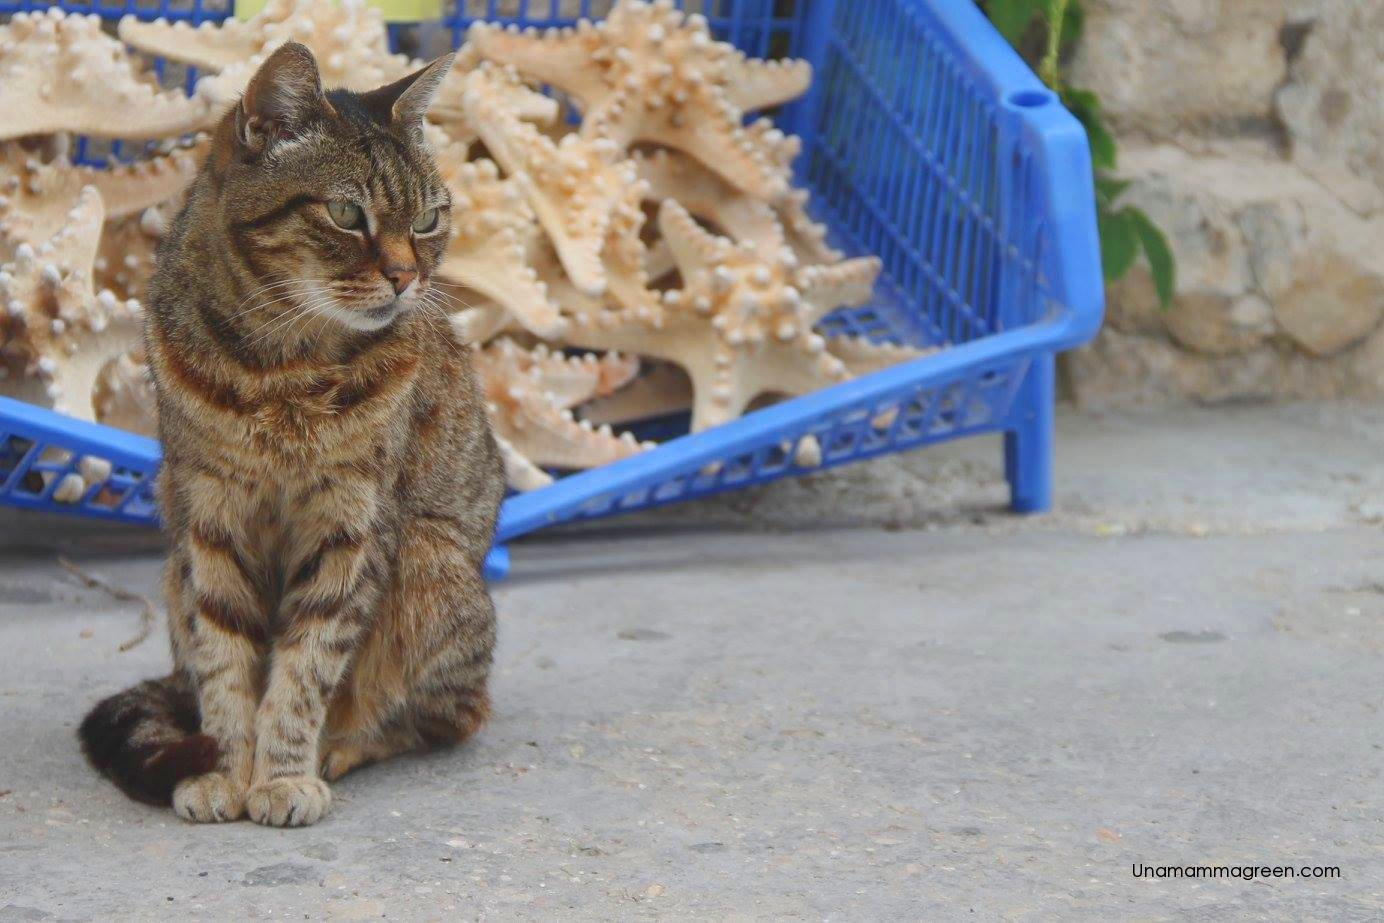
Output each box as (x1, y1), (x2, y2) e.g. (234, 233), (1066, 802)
(0, 0), (1103, 578)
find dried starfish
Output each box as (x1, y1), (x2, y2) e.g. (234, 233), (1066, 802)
(0, 186), (143, 421)
(635, 147), (785, 253)
(493, 433), (552, 492)
(725, 54), (812, 112)
(94, 213), (161, 302)
(468, 0), (797, 200)
(474, 338), (650, 487)
(93, 345), (157, 438)
(118, 10), (275, 72)
(443, 287), (519, 346)
(462, 65), (645, 298)
(564, 200), (880, 432)
(533, 237), (662, 333)
(433, 151), (564, 339)
(431, 60), (559, 136)
(0, 153), (87, 263)
(82, 139), (208, 222)
(741, 119), (843, 265)
(193, 0), (412, 111)
(479, 338), (640, 410)
(0, 9), (210, 141)
(579, 362), (691, 426)
(826, 335), (935, 377)
(0, 138), (205, 247)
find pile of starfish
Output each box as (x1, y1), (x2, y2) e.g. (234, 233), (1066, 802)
(0, 0), (930, 494)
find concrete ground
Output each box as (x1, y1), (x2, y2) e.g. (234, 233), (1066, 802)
(2, 402), (1383, 920)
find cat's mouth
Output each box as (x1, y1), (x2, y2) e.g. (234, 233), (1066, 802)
(363, 302), (398, 321)
(318, 295), (409, 332)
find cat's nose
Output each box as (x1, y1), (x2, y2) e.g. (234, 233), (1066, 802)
(382, 266), (417, 295)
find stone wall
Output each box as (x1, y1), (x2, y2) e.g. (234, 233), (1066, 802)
(1062, 0), (1384, 406)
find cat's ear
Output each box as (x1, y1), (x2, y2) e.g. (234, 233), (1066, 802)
(236, 41), (330, 156)
(361, 53), (455, 140)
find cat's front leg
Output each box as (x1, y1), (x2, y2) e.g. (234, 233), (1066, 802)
(170, 500), (271, 823)
(247, 487), (383, 827)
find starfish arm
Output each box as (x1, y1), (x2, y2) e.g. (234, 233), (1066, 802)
(0, 12), (210, 141)
(0, 186), (143, 420)
(797, 257), (882, 327)
(447, 297), (516, 347)
(117, 15), (264, 71)
(778, 190), (844, 265)
(431, 63), (558, 128)
(827, 335), (935, 376)
(725, 56), (813, 112)
(586, 92), (788, 201)
(579, 364), (692, 427)
(636, 148), (785, 252)
(492, 432), (554, 492)
(438, 235), (564, 340)
(467, 20), (608, 109)
(80, 138), (208, 222)
(489, 387), (648, 471)
(93, 347), (158, 436)
(657, 200), (728, 280)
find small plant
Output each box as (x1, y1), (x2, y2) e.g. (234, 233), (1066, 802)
(982, 0), (1175, 307)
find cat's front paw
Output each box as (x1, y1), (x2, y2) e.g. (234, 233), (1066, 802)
(246, 776), (331, 827)
(173, 772), (246, 823)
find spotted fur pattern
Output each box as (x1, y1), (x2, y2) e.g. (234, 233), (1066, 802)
(78, 44), (503, 827)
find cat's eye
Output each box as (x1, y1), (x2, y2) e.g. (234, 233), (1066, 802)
(327, 201), (364, 231)
(412, 208), (440, 235)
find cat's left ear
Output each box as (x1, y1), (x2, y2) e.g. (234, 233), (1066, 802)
(363, 53), (455, 141)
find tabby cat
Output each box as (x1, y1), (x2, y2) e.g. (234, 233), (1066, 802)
(78, 42), (504, 827)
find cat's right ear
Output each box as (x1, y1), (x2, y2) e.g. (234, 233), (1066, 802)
(236, 42), (331, 157)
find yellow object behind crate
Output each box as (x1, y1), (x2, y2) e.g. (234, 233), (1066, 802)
(234, 0), (442, 23)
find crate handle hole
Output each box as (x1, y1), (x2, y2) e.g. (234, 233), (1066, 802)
(1007, 90), (1054, 109)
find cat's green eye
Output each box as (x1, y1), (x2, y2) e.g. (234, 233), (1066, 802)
(327, 201), (364, 231)
(412, 208), (440, 235)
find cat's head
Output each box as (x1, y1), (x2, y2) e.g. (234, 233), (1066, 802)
(215, 42), (453, 333)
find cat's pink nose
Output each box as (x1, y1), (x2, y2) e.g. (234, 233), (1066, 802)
(383, 266), (417, 294)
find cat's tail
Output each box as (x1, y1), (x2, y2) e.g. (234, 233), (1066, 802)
(78, 674), (219, 805)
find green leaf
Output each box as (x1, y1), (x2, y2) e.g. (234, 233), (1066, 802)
(1063, 89), (1116, 170)
(1059, 0), (1084, 50)
(1098, 208), (1138, 281)
(1085, 118), (1117, 172)
(985, 0), (1045, 45)
(1128, 208), (1176, 307)
(1095, 177), (1131, 206)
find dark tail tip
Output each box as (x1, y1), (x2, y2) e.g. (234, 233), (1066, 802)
(79, 680), (219, 806)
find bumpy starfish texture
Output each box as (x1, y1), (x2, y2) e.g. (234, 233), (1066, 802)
(468, 0), (800, 200)
(117, 13), (268, 72)
(636, 147), (785, 254)
(481, 338), (640, 411)
(193, 0), (412, 110)
(0, 9), (210, 142)
(474, 338), (650, 488)
(0, 187), (143, 421)
(432, 60), (559, 136)
(826, 335), (935, 377)
(0, 153), (86, 263)
(94, 213), (161, 302)
(433, 151), (565, 339)
(493, 433), (553, 492)
(462, 67), (645, 298)
(93, 345), (157, 438)
(564, 200), (880, 431)
(741, 119), (843, 265)
(0, 138), (204, 257)
(725, 55), (812, 112)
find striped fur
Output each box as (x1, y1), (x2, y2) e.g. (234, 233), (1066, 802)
(78, 44), (503, 827)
